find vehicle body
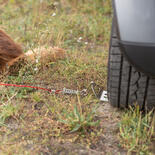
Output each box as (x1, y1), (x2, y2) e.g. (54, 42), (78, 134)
(107, 0), (155, 110)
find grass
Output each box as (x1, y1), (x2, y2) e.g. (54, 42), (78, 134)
(59, 98), (100, 134)
(0, 0), (154, 154)
(119, 107), (155, 155)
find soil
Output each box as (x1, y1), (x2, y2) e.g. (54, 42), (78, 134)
(39, 103), (127, 155)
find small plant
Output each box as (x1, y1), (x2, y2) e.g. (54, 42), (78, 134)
(60, 102), (100, 133)
(0, 102), (19, 126)
(31, 92), (42, 102)
(119, 106), (155, 154)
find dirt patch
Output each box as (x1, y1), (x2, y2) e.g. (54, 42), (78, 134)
(0, 102), (127, 155)
(39, 103), (127, 155)
(94, 102), (126, 154)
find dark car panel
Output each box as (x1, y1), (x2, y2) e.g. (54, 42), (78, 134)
(114, 0), (155, 76)
(114, 0), (155, 43)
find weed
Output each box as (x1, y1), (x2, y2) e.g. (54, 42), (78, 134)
(119, 106), (155, 154)
(59, 98), (100, 133)
(0, 102), (19, 126)
(31, 92), (43, 102)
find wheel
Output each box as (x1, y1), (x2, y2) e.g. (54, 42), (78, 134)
(107, 16), (155, 111)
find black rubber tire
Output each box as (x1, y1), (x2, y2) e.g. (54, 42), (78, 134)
(107, 16), (155, 111)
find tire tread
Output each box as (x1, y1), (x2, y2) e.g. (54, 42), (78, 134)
(107, 16), (155, 110)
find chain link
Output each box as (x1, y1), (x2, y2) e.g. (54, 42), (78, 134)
(0, 81), (108, 101)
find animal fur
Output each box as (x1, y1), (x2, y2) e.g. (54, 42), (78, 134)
(0, 29), (66, 73)
(25, 46), (65, 64)
(0, 29), (24, 72)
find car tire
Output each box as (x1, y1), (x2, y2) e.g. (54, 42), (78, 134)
(107, 16), (155, 111)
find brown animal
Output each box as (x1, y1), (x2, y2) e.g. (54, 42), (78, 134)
(0, 29), (24, 72)
(0, 29), (66, 73)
